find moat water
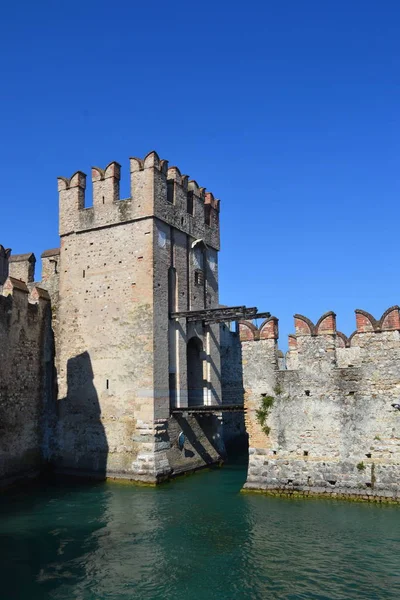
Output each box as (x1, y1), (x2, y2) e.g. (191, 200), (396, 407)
(0, 459), (399, 600)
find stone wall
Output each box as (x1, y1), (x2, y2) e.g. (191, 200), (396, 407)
(240, 309), (400, 502)
(55, 152), (224, 483)
(0, 277), (53, 485)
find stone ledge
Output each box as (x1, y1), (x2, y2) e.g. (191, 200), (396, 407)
(241, 485), (400, 504)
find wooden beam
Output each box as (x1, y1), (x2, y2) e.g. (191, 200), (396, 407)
(171, 404), (246, 414)
(170, 305), (270, 324)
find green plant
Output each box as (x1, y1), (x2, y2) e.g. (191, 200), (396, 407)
(273, 383), (283, 396)
(357, 461), (366, 472)
(256, 395), (274, 436)
(374, 435), (381, 441)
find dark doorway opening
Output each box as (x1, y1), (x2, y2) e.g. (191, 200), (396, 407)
(187, 337), (205, 407)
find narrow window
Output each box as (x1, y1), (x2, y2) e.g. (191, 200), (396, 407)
(102, 196), (105, 204)
(187, 191), (194, 215)
(106, 379), (109, 390)
(168, 267), (177, 312)
(83, 269), (85, 278)
(167, 180), (174, 204)
(195, 270), (204, 286)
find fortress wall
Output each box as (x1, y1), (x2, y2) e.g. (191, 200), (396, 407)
(240, 308), (400, 501)
(0, 278), (53, 485)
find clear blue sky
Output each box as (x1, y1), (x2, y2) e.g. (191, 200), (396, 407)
(1, 1), (399, 348)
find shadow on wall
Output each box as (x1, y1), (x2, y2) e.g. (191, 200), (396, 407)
(166, 413), (223, 474)
(220, 326), (248, 457)
(57, 351), (108, 478)
(187, 336), (205, 407)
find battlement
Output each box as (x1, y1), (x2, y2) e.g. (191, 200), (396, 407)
(1, 276), (50, 306)
(8, 252), (36, 284)
(239, 317), (279, 341)
(0, 276), (50, 345)
(240, 305), (400, 501)
(58, 151), (220, 250)
(239, 305), (400, 370)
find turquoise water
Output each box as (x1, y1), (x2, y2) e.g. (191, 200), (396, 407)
(0, 460), (399, 600)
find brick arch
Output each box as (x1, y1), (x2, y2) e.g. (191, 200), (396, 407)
(315, 311), (336, 334)
(355, 309), (379, 332)
(294, 314), (315, 335)
(259, 316), (278, 340)
(239, 320), (258, 342)
(379, 306), (400, 331)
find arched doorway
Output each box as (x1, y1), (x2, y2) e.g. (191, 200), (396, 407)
(187, 337), (205, 407)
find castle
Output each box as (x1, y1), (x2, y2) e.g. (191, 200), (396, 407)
(1, 150), (400, 501)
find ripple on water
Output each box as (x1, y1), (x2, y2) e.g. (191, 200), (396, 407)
(0, 465), (399, 600)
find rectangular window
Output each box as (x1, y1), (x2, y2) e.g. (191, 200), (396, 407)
(195, 270), (204, 286)
(167, 180), (174, 204)
(187, 191), (194, 215)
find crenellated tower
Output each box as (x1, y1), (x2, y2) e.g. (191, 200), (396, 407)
(56, 151), (222, 482)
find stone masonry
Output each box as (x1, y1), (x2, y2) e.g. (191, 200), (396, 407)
(54, 151), (223, 482)
(0, 276), (53, 485)
(239, 309), (400, 502)
(8, 253), (36, 284)
(3, 148), (400, 500)
(0, 151), (225, 487)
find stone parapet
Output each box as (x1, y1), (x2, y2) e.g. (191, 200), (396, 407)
(58, 151), (220, 250)
(240, 305), (400, 502)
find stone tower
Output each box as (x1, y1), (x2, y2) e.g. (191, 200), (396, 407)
(0, 245), (11, 285)
(55, 151), (222, 482)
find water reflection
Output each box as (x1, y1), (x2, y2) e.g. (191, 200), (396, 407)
(0, 461), (399, 600)
(241, 493), (400, 600)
